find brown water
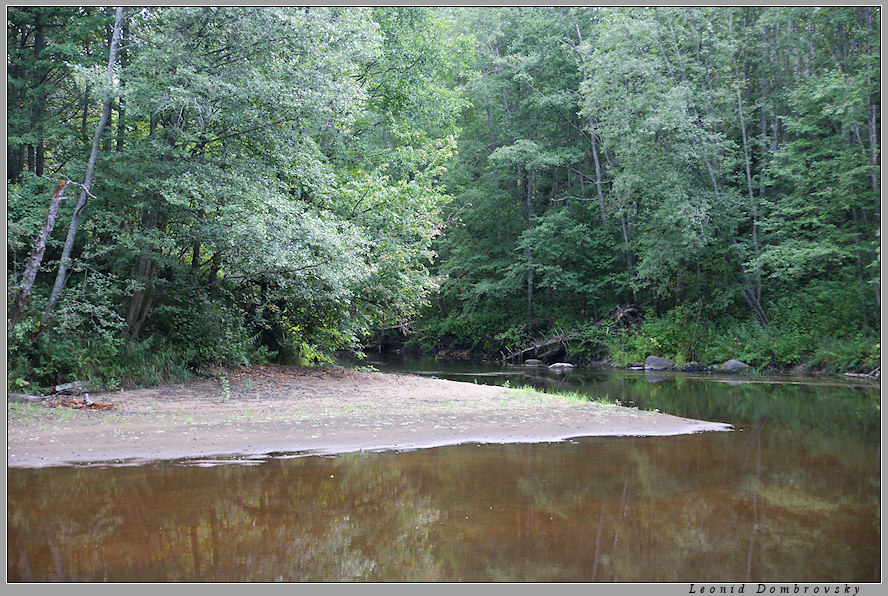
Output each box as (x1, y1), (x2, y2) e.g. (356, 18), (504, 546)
(7, 363), (881, 582)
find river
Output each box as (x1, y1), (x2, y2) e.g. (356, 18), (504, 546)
(7, 356), (880, 582)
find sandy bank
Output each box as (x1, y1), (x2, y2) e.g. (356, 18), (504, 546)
(7, 366), (732, 468)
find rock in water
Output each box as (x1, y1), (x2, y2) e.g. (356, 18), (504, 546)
(717, 359), (751, 372)
(524, 359), (544, 366)
(548, 362), (575, 372)
(644, 356), (676, 371)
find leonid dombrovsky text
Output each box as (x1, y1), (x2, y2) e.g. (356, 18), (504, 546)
(689, 585), (865, 595)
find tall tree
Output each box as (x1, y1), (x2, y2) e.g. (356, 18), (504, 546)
(42, 6), (124, 324)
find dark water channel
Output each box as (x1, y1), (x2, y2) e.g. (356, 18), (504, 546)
(7, 357), (881, 582)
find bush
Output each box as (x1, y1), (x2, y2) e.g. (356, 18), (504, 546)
(152, 296), (257, 367)
(6, 283), (269, 390)
(809, 335), (881, 374)
(581, 304), (708, 365)
(408, 309), (514, 352)
(566, 324), (613, 361)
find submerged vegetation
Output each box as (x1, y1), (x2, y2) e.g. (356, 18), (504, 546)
(7, 6), (880, 389)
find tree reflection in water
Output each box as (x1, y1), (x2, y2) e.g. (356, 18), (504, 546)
(8, 423), (879, 582)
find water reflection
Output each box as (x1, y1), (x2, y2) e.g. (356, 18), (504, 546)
(8, 360), (880, 582)
(8, 427), (879, 582)
(374, 356), (881, 444)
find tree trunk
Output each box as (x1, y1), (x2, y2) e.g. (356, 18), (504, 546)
(739, 285), (770, 328)
(521, 165), (534, 324)
(618, 207), (638, 303)
(115, 19), (128, 151)
(122, 197), (161, 339)
(41, 7), (124, 324)
(123, 274), (156, 340)
(588, 118), (607, 222)
(700, 135), (769, 328)
(736, 87), (762, 303)
(759, 25), (769, 205)
(116, 104), (126, 151)
(851, 208), (871, 329)
(486, 105), (498, 179)
(80, 87), (91, 146)
(7, 146), (22, 184)
(30, 19), (46, 177)
(7, 180), (70, 333)
(8, 30), (26, 182)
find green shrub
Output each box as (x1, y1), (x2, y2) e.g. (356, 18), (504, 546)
(566, 324), (612, 361)
(809, 335), (881, 373)
(409, 309), (515, 352)
(587, 304), (708, 365)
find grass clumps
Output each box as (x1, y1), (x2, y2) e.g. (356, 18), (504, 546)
(509, 385), (621, 407)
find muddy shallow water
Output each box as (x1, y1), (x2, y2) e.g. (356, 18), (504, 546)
(7, 360), (881, 582)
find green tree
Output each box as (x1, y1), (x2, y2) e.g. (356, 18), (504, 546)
(7, 6), (467, 385)
(415, 6), (878, 368)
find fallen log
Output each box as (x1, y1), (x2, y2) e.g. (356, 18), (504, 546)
(842, 367), (880, 381)
(53, 381), (83, 394)
(8, 393), (49, 403)
(502, 331), (574, 362)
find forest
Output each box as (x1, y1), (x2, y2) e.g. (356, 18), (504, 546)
(6, 6), (881, 389)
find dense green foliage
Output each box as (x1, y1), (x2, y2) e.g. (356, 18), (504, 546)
(411, 6), (880, 372)
(7, 6), (468, 387)
(7, 6), (880, 388)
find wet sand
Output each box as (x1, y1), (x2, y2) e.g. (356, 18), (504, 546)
(7, 366), (732, 467)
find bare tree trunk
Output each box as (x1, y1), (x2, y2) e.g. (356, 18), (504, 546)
(7, 180), (70, 332)
(41, 7), (124, 324)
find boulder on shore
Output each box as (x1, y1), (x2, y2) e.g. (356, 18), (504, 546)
(644, 356), (676, 371)
(524, 359), (545, 366)
(717, 359), (751, 372)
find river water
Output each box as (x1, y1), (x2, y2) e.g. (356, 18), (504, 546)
(7, 356), (881, 582)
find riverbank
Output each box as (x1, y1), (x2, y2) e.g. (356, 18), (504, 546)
(7, 365), (731, 468)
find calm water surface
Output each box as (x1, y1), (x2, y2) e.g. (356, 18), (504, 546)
(7, 357), (881, 582)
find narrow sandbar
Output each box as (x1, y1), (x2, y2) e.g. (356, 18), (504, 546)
(7, 366), (731, 468)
